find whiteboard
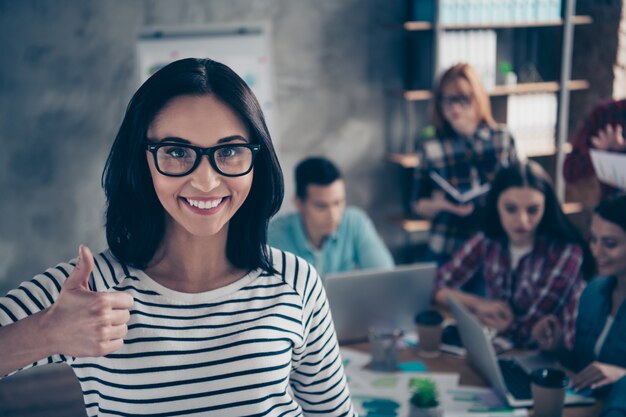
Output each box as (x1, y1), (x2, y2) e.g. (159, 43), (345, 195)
(136, 22), (276, 139)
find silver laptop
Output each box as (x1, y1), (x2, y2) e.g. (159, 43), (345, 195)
(448, 296), (595, 407)
(324, 262), (436, 344)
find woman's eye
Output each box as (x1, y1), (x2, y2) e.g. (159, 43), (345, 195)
(217, 147), (238, 158)
(505, 206), (517, 214)
(166, 147), (188, 158)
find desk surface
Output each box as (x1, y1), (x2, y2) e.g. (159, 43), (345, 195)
(0, 349), (604, 417)
(347, 343), (603, 417)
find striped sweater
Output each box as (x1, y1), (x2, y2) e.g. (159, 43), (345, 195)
(0, 247), (357, 417)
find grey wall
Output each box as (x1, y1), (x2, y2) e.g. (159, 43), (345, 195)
(0, 0), (408, 294)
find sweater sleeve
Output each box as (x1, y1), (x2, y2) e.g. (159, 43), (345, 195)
(0, 260), (78, 376)
(563, 100), (620, 183)
(288, 257), (357, 416)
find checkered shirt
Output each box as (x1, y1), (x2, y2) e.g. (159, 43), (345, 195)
(436, 232), (585, 349)
(412, 123), (518, 264)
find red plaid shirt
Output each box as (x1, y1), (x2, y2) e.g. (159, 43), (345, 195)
(564, 99), (626, 200)
(436, 232), (584, 349)
(412, 123), (518, 264)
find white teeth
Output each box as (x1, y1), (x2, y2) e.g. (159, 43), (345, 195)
(185, 198), (222, 209)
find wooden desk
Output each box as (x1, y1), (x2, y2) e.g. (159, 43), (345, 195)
(347, 343), (603, 417)
(0, 349), (604, 417)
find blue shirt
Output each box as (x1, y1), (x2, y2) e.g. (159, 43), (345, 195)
(268, 206), (394, 275)
(570, 276), (626, 372)
(563, 276), (626, 415)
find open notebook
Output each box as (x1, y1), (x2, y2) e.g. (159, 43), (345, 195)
(429, 171), (491, 204)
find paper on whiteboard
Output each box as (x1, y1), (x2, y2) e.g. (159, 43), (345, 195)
(590, 149), (626, 190)
(136, 23), (276, 137)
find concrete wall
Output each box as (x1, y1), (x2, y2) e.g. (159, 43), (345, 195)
(0, 0), (407, 294)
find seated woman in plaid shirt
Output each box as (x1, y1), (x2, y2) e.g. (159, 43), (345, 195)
(433, 160), (595, 348)
(411, 63), (518, 265)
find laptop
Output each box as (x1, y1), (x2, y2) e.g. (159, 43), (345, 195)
(448, 296), (595, 407)
(324, 262), (436, 344)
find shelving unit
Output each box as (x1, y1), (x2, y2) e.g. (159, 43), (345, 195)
(397, 79), (589, 101)
(388, 0), (589, 239)
(403, 15), (592, 31)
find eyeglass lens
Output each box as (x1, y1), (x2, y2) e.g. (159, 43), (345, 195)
(441, 95), (472, 107)
(156, 144), (254, 176)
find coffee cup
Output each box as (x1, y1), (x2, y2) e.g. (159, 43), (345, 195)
(530, 368), (569, 417)
(414, 310), (444, 358)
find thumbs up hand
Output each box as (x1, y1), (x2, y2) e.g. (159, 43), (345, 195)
(44, 245), (134, 357)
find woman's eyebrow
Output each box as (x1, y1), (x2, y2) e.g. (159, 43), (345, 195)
(216, 135), (248, 144)
(149, 135), (248, 144)
(150, 137), (190, 144)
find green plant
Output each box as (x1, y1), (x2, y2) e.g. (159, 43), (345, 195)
(409, 378), (439, 408)
(414, 125), (436, 146)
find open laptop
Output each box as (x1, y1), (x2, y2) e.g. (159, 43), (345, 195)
(324, 262), (436, 344)
(448, 296), (595, 407)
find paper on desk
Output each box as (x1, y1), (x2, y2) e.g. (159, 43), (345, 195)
(590, 149), (626, 190)
(345, 363), (459, 417)
(441, 386), (528, 417)
(341, 347), (371, 371)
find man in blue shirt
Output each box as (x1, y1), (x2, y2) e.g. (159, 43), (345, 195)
(268, 157), (394, 275)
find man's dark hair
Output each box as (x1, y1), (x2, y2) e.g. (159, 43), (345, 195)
(102, 58), (284, 272)
(295, 157), (342, 200)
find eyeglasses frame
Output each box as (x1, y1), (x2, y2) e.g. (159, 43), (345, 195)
(145, 141), (261, 178)
(440, 94), (473, 108)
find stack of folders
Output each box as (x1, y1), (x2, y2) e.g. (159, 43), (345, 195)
(506, 93), (557, 157)
(437, 30), (497, 90)
(413, 0), (563, 24)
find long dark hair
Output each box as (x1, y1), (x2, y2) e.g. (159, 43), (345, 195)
(102, 58), (284, 272)
(483, 160), (595, 279)
(595, 194), (626, 233)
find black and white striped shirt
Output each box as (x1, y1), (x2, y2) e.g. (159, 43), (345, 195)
(0, 247), (357, 417)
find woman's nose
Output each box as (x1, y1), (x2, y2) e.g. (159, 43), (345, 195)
(189, 156), (221, 192)
(517, 212), (530, 227)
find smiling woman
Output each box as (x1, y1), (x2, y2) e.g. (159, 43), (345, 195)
(0, 58), (357, 417)
(532, 195), (626, 416)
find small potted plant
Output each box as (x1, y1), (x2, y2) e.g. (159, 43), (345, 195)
(409, 378), (441, 417)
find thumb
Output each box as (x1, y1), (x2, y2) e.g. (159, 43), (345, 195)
(64, 245), (95, 291)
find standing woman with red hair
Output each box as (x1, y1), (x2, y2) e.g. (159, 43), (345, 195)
(411, 63), (519, 265)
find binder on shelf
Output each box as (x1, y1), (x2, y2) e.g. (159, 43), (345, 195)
(507, 92), (557, 156)
(413, 0), (563, 25)
(437, 30), (497, 89)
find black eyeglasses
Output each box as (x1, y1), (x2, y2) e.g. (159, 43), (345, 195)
(145, 140), (261, 177)
(440, 94), (472, 108)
